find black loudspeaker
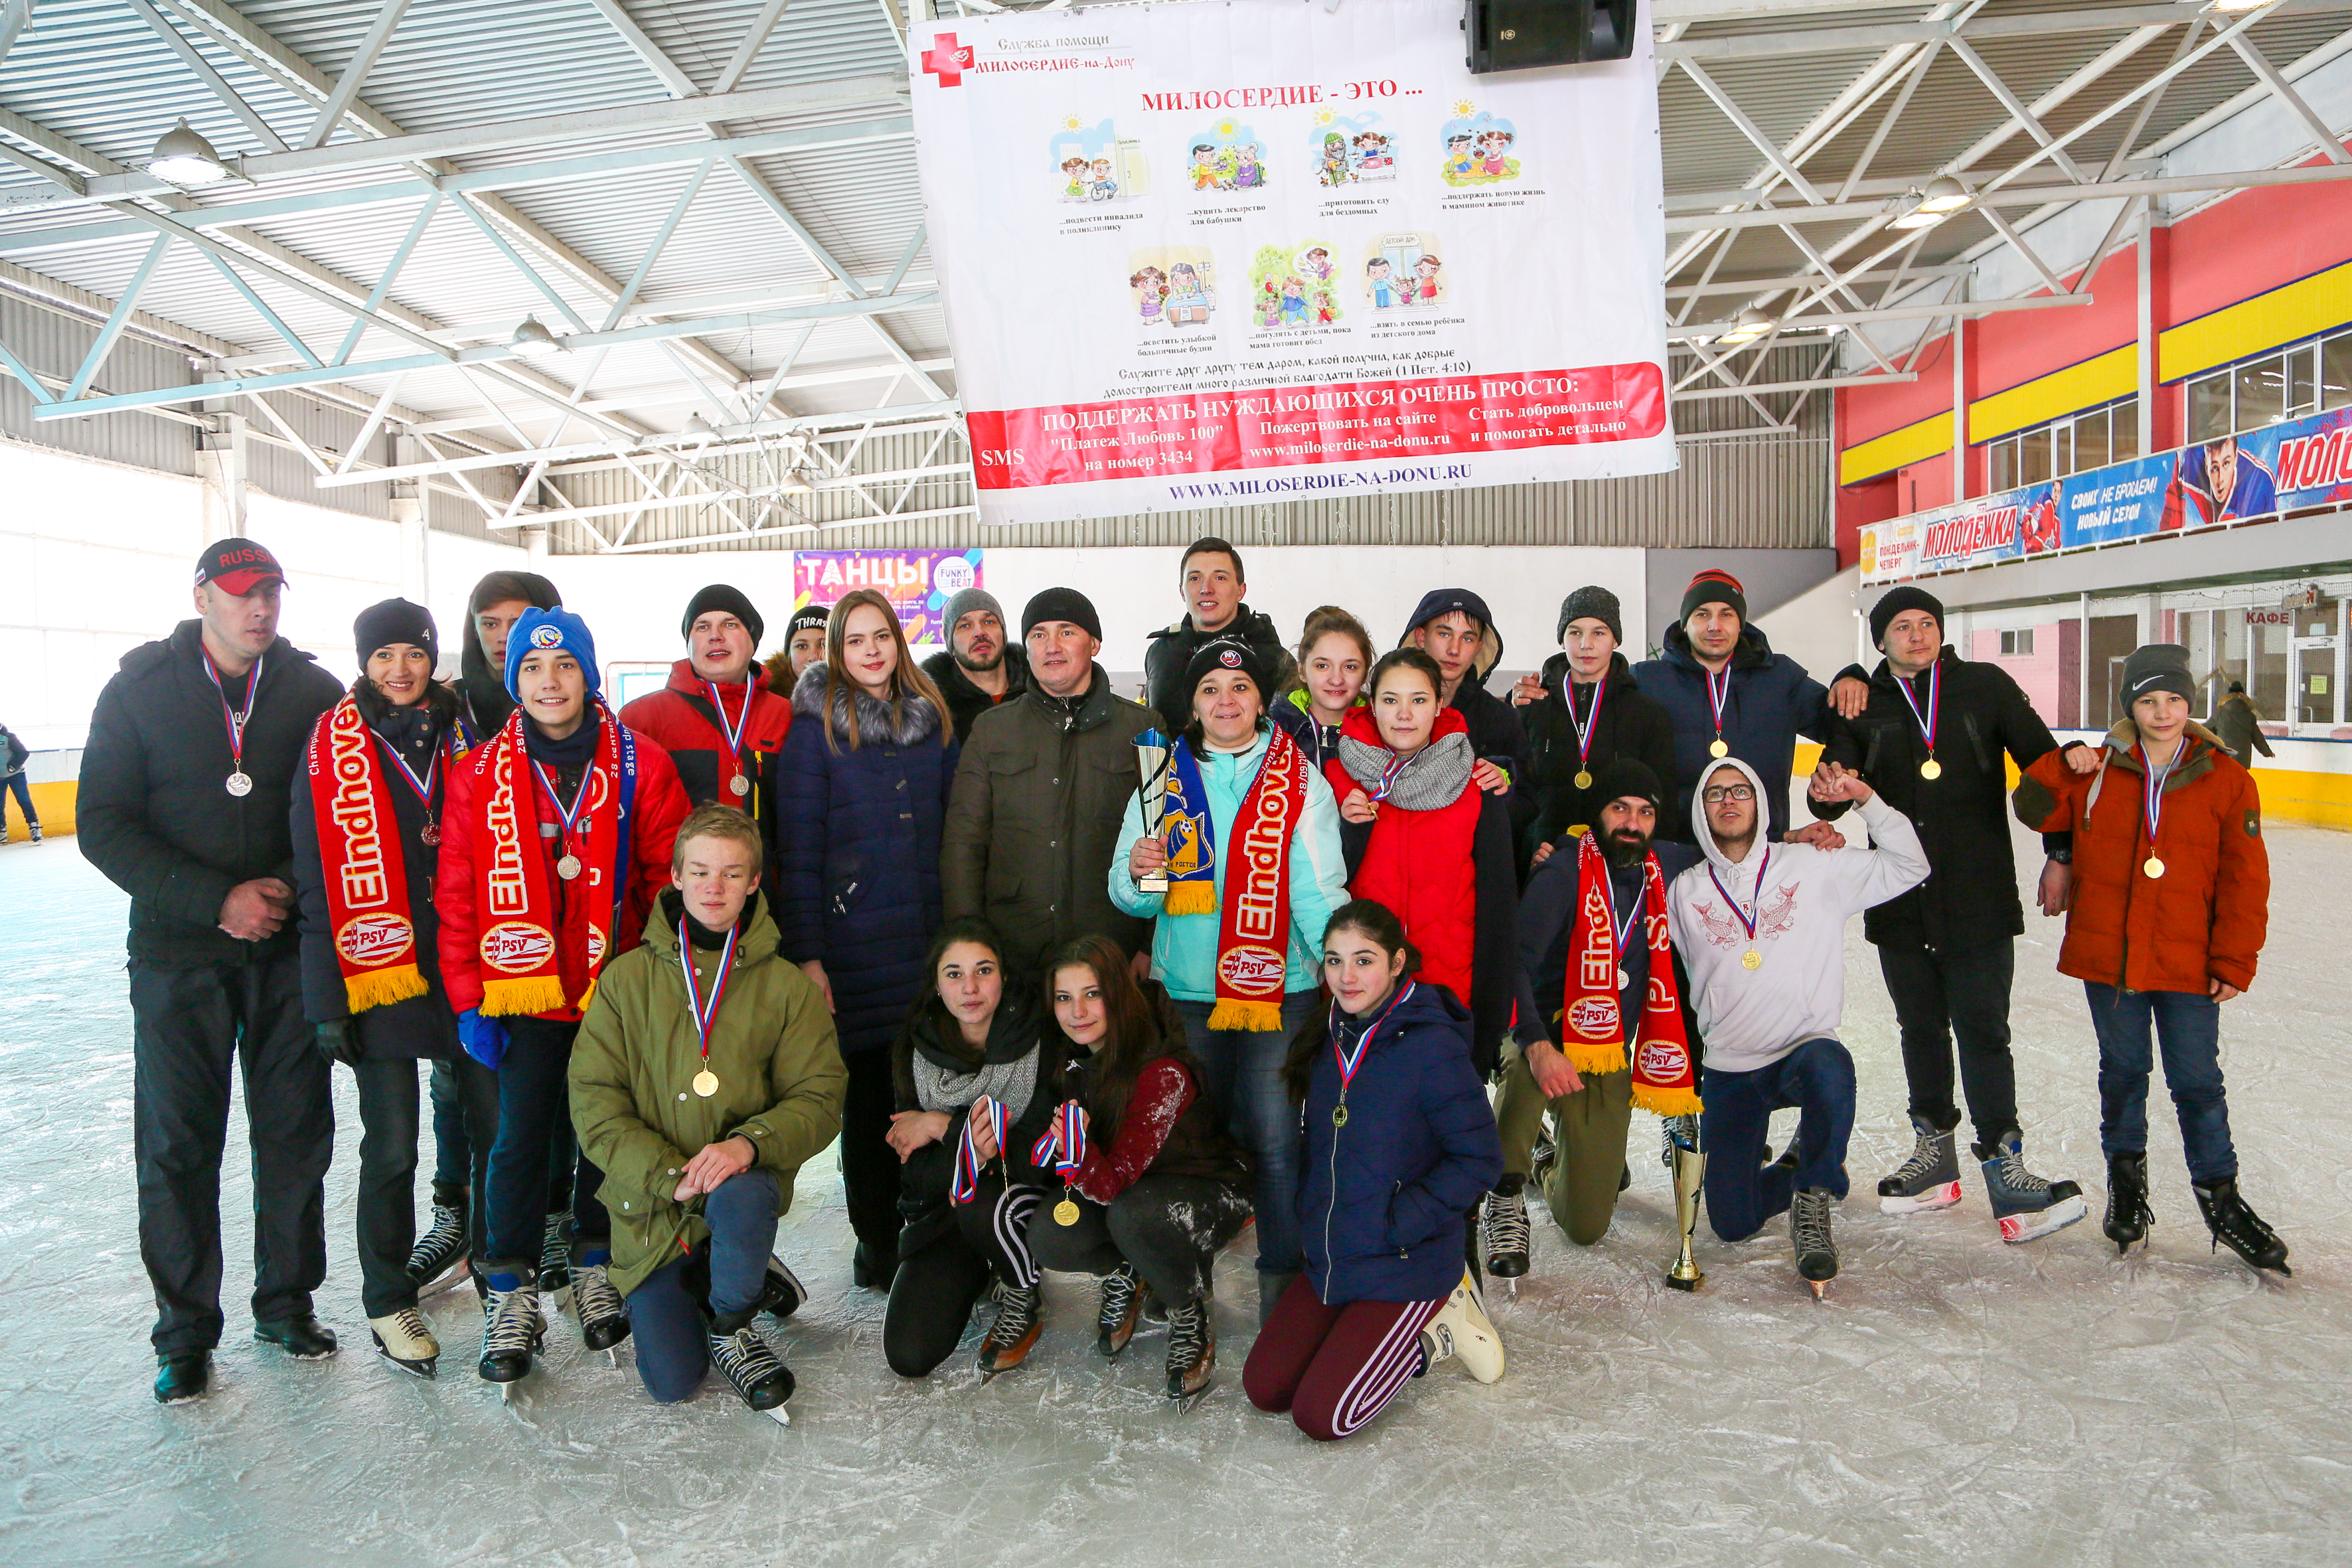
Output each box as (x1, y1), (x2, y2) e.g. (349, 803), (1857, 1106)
(1464, 0), (1636, 72)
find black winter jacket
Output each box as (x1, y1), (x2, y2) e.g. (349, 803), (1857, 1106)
(1813, 650), (2069, 952)
(80, 622), (343, 967)
(920, 648), (1028, 743)
(1143, 603), (1296, 736)
(288, 684), (467, 1056)
(775, 668), (959, 1054)
(1520, 653), (1682, 848)
(1632, 623), (1830, 842)
(892, 994), (1063, 1257)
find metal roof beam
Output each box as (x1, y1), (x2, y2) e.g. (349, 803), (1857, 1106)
(1665, 159), (2352, 231)
(32, 291), (939, 420)
(1656, 2), (2352, 59)
(1673, 372), (1917, 400)
(296, 0), (416, 151)
(2223, 28), (2352, 165)
(715, 0), (795, 94)
(1674, 291), (2093, 340)
(121, 0), (290, 153)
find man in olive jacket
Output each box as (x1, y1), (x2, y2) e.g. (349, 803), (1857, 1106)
(942, 588), (1154, 970)
(570, 807), (845, 1411)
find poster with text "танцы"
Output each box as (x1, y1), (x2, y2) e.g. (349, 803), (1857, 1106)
(908, 0), (1676, 526)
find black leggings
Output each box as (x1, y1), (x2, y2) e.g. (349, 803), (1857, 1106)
(882, 1175), (1044, 1377)
(1026, 1173), (1251, 1308)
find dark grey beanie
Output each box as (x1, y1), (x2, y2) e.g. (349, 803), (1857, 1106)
(1556, 586), (1623, 645)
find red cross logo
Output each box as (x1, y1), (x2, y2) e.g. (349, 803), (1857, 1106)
(921, 33), (974, 87)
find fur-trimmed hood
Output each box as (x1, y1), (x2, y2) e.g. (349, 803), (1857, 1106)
(792, 662), (945, 747)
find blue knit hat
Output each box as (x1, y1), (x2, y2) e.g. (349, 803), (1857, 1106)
(505, 605), (601, 697)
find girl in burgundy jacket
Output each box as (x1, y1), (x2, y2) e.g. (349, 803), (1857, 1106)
(1026, 935), (1251, 1400)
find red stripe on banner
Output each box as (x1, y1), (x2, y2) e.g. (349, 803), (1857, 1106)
(964, 362), (1665, 491)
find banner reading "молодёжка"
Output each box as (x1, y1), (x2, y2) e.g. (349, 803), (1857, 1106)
(907, 0), (1676, 526)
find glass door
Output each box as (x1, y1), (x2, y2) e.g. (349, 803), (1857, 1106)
(2293, 639), (2339, 732)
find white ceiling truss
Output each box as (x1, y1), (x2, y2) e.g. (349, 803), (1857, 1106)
(1, 0), (2349, 548)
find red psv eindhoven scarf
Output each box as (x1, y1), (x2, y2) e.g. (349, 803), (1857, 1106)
(472, 704), (639, 1018)
(305, 695), (433, 1012)
(1559, 829), (1699, 1116)
(1201, 727), (1309, 1033)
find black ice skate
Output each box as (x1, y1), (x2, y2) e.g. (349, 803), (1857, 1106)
(538, 1212), (572, 1314)
(2103, 1152), (2153, 1253)
(405, 1182), (469, 1299)
(572, 1257), (631, 1363)
(477, 1266), (544, 1397)
(2191, 1177), (2292, 1277)
(1790, 1187), (1838, 1298)
(1975, 1129), (2086, 1244)
(977, 1282), (1044, 1379)
(761, 1255), (807, 1320)
(706, 1308), (795, 1425)
(1164, 1298), (1215, 1400)
(1483, 1174), (1531, 1279)
(1878, 1114), (1962, 1215)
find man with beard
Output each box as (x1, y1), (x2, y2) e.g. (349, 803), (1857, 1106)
(921, 588), (1028, 742)
(1483, 761), (1704, 1274)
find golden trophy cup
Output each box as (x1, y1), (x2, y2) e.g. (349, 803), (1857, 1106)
(1133, 728), (1175, 894)
(1665, 1114), (1706, 1291)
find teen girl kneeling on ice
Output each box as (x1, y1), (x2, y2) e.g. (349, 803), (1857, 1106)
(436, 607), (690, 1391)
(569, 805), (846, 1419)
(1243, 900), (1504, 1443)
(1026, 935), (1253, 1399)
(882, 920), (1064, 1379)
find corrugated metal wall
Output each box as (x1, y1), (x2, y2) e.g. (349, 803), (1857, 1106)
(542, 345), (1832, 555)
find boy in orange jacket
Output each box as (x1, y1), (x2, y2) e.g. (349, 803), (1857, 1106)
(2011, 643), (2286, 1274)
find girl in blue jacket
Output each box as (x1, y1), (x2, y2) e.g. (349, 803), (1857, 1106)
(1243, 899), (1506, 1442)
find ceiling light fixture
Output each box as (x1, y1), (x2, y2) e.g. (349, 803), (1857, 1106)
(149, 119), (232, 186)
(1718, 306), (1774, 346)
(509, 317), (564, 356)
(1889, 190), (1944, 230)
(1917, 175), (1971, 214)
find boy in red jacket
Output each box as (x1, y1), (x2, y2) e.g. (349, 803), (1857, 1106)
(437, 607), (691, 1387)
(2011, 643), (2285, 1275)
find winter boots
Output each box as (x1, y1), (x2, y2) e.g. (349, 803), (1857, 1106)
(370, 1308), (439, 1377)
(1419, 1269), (1504, 1384)
(1097, 1265), (1143, 1357)
(2192, 1176), (2292, 1276)
(977, 1282), (1044, 1378)
(1975, 1129), (2086, 1243)
(2103, 1152), (2153, 1253)
(1164, 1298), (1215, 1399)
(254, 1314), (338, 1360)
(477, 1265), (545, 1391)
(406, 1182), (469, 1298)
(706, 1305), (795, 1422)
(1482, 1174), (1531, 1279)
(153, 1351), (210, 1405)
(1879, 1113), (1962, 1214)
(1790, 1188), (1838, 1296)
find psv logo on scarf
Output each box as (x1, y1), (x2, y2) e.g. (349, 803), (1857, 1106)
(481, 921), (556, 974)
(1217, 945), (1285, 990)
(336, 911), (415, 969)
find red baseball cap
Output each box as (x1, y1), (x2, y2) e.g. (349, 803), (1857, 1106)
(194, 537), (286, 595)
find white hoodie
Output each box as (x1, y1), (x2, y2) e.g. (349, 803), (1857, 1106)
(1666, 755), (1930, 1073)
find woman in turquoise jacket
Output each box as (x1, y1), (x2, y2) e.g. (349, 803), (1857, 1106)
(1109, 637), (1346, 1325)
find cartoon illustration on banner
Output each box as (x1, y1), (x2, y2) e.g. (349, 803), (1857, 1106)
(792, 550), (982, 647)
(908, 0), (1672, 526)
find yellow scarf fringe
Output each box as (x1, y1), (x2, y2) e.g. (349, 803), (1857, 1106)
(341, 963), (427, 1015)
(1206, 996), (1285, 1033)
(1162, 881), (1217, 917)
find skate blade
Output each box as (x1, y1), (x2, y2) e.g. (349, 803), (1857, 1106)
(373, 1345), (437, 1379)
(1999, 1195), (2088, 1244)
(413, 1258), (472, 1299)
(605, 1349), (620, 1370)
(1808, 1280), (1828, 1300)
(765, 1406), (792, 1427)
(498, 1381), (517, 1403)
(1879, 1181), (1963, 1215)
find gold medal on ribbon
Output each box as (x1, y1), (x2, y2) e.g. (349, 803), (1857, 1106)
(1709, 738), (1729, 759)
(1574, 769), (1593, 791)
(1919, 758), (1942, 780)
(692, 1069), (720, 1097)
(1331, 1103), (1349, 1129)
(2143, 856), (2165, 879)
(1742, 949), (1763, 970)
(1054, 1198), (1081, 1227)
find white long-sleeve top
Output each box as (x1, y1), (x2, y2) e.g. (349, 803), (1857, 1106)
(1666, 755), (1930, 1073)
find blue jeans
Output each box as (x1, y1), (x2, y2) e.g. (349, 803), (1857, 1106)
(483, 1017), (607, 1265)
(3, 771), (35, 832)
(1699, 1037), (1856, 1243)
(1176, 990), (1317, 1277)
(2083, 983), (2236, 1182)
(625, 1168), (781, 1404)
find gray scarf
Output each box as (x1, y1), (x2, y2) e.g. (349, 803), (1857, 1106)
(909, 1048), (1040, 1121)
(1336, 728), (1476, 811)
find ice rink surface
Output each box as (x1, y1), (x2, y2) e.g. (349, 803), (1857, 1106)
(2, 802), (2346, 1568)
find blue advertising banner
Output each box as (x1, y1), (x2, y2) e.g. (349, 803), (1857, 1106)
(2055, 453), (2177, 551)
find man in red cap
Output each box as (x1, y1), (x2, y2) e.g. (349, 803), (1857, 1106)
(79, 537), (346, 1404)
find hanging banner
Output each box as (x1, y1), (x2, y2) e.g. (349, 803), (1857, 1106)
(791, 550), (982, 647)
(2056, 453), (2177, 550)
(908, 0), (1674, 526)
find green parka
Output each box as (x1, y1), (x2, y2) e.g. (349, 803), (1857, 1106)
(570, 890), (846, 1297)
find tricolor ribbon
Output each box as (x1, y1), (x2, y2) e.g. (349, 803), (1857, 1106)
(202, 651), (266, 775)
(2138, 744), (2178, 854)
(1330, 979), (1417, 1093)
(706, 678), (753, 789)
(949, 1096), (1009, 1206)
(1895, 661), (1940, 757)
(532, 757), (592, 852)
(1607, 872), (1642, 983)
(1029, 1099), (1088, 1178)
(1707, 845), (1771, 949)
(1368, 748), (1411, 802)
(676, 915), (740, 1071)
(1704, 665), (1731, 746)
(378, 730), (442, 811)
(1567, 676), (1607, 773)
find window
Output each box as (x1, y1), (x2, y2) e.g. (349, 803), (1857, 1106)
(1984, 396), (2140, 491)
(2181, 327), (2352, 439)
(1999, 628), (2035, 657)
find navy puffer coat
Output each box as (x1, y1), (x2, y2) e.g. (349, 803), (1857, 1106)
(1294, 981), (1501, 1305)
(776, 666), (959, 1054)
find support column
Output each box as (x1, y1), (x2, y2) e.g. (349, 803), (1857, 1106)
(520, 521), (550, 566)
(195, 412), (248, 542)
(2137, 199), (2157, 455)
(1948, 275), (1969, 501)
(390, 434), (428, 606)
